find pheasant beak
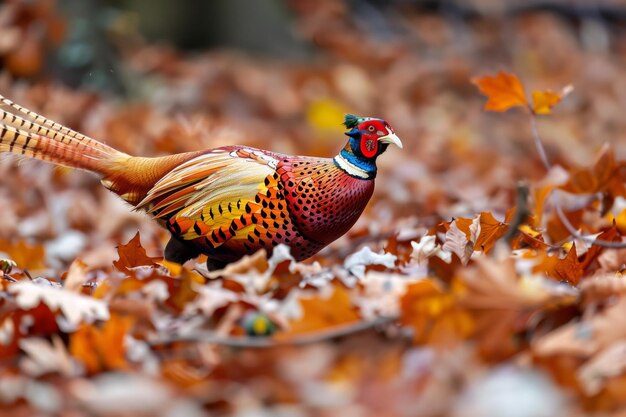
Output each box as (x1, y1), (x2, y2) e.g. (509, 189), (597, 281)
(378, 132), (403, 149)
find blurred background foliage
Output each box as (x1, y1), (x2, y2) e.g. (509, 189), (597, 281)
(2, 0), (626, 247)
(5, 0), (626, 92)
(5, 2), (626, 416)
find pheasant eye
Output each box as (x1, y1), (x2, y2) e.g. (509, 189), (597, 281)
(368, 125), (375, 132)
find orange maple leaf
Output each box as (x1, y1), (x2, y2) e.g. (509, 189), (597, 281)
(534, 244), (583, 285)
(70, 314), (133, 374)
(400, 279), (473, 345)
(278, 285), (360, 337)
(472, 71), (528, 112)
(113, 232), (160, 272)
(561, 144), (626, 197)
(456, 212), (509, 253)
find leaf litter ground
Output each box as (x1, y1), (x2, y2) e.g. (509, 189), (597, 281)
(3, 3), (626, 416)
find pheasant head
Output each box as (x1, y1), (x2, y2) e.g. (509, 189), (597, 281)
(334, 114), (403, 179)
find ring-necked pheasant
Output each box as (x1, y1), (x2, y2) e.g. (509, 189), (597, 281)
(0, 95), (402, 270)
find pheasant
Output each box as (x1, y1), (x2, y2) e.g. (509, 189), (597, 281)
(0, 95), (402, 270)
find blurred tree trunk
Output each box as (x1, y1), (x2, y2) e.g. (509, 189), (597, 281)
(121, 0), (312, 58)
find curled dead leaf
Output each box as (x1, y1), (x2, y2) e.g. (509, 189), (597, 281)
(63, 258), (89, 292)
(443, 220), (473, 265)
(8, 281), (109, 327)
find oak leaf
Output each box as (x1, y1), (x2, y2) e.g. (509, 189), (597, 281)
(8, 280), (109, 326)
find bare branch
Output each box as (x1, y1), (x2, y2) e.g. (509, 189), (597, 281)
(150, 317), (396, 348)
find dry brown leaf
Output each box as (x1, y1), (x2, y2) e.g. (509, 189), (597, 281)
(410, 235), (452, 267)
(278, 285), (360, 337)
(561, 144), (626, 197)
(443, 220), (473, 265)
(400, 278), (474, 346)
(19, 335), (78, 377)
(534, 245), (583, 285)
(63, 258), (89, 292)
(113, 232), (160, 273)
(577, 341), (626, 395)
(533, 297), (626, 357)
(69, 314), (134, 374)
(8, 281), (109, 326)
(456, 212), (508, 253)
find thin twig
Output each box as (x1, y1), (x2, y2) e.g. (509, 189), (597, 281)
(503, 181), (530, 244)
(553, 203), (625, 248)
(150, 316), (396, 348)
(1, 273), (16, 282)
(530, 115), (551, 171)
(528, 110), (626, 248)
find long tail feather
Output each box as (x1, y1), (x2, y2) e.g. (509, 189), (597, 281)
(0, 94), (205, 207)
(0, 94), (129, 173)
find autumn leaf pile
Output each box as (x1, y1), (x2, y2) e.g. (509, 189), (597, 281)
(5, 1), (626, 416)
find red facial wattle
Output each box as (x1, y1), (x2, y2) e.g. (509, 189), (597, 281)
(360, 134), (379, 158)
(357, 120), (389, 158)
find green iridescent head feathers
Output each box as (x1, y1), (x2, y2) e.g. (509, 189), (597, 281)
(343, 114), (367, 129)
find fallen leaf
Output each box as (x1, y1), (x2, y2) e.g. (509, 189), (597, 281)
(343, 246), (397, 279)
(8, 280), (109, 326)
(561, 144), (626, 197)
(183, 281), (239, 317)
(279, 285), (360, 336)
(410, 235), (451, 267)
(354, 272), (413, 320)
(69, 314), (133, 374)
(458, 255), (577, 359)
(535, 245), (583, 285)
(533, 297), (626, 357)
(113, 232), (160, 273)
(400, 278), (474, 345)
(0, 239), (46, 271)
(19, 335), (78, 377)
(578, 341), (626, 395)
(63, 258), (89, 292)
(443, 220), (473, 265)
(456, 212), (508, 253)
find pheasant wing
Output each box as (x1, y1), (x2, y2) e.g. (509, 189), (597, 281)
(137, 147), (293, 251)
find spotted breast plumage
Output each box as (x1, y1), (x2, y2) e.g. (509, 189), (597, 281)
(0, 95), (402, 270)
